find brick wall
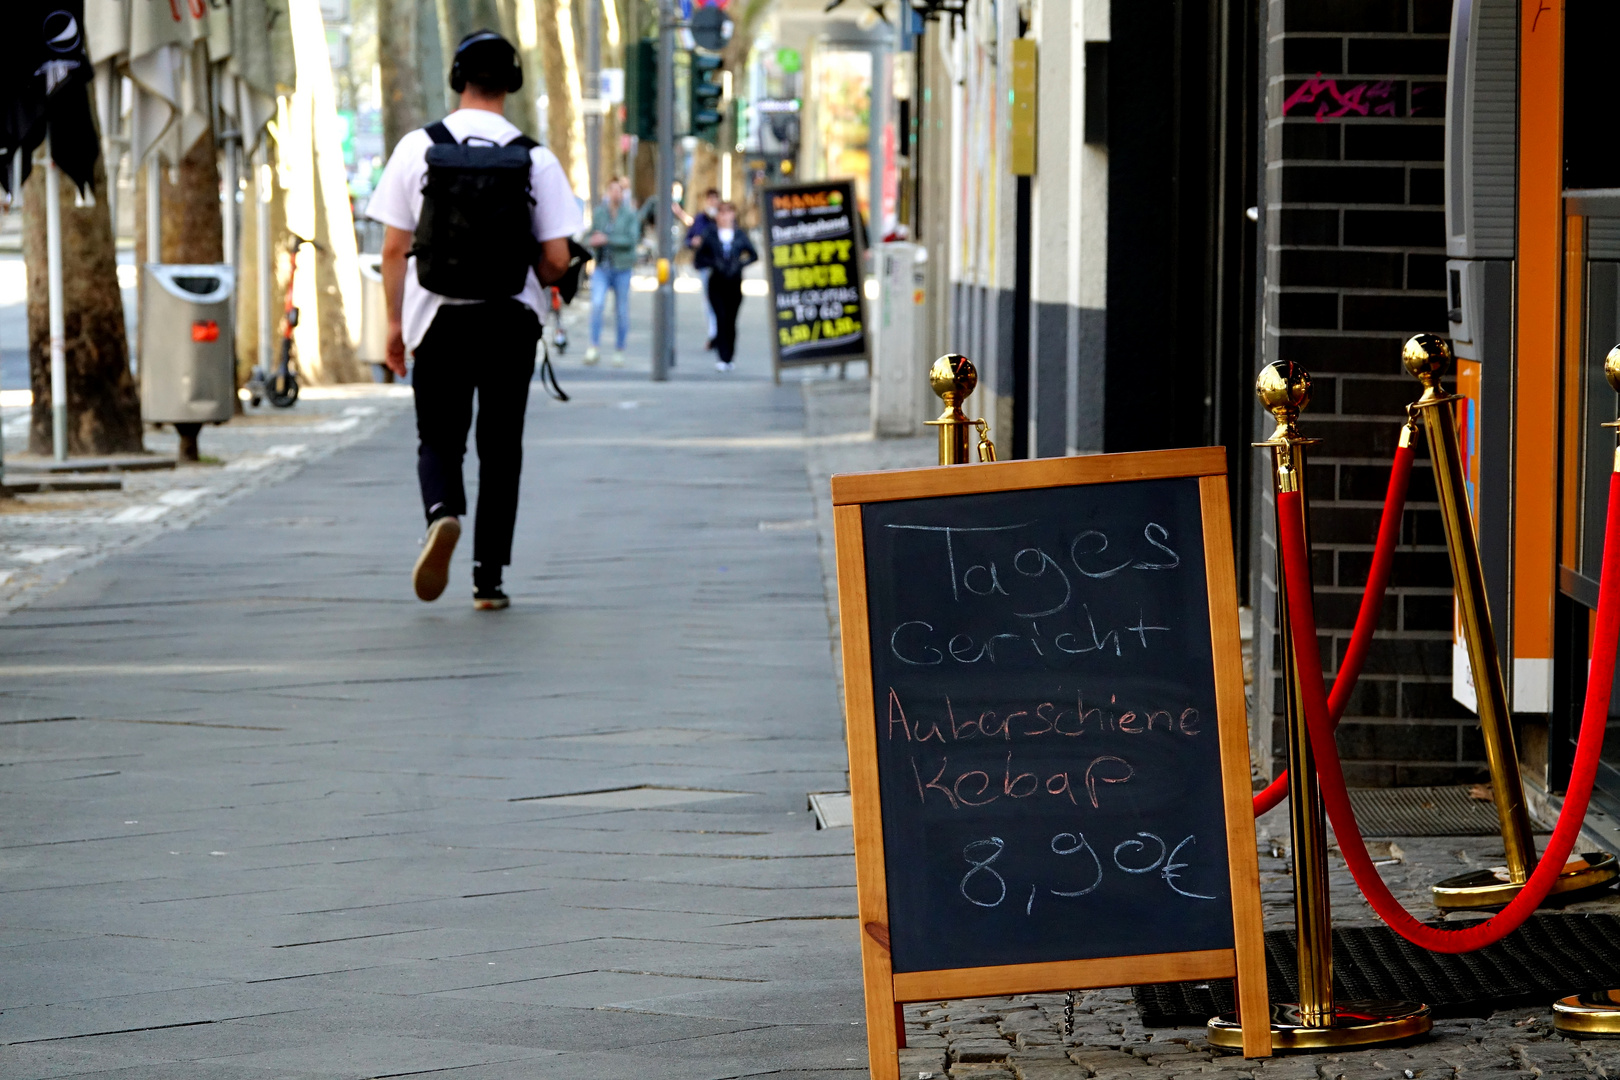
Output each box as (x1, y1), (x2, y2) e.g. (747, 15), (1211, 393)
(1254, 0), (1477, 785)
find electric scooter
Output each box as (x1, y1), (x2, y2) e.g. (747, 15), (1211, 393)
(247, 234), (323, 408)
(547, 285), (567, 353)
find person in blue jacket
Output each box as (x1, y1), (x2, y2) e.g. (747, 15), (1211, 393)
(692, 202), (758, 371)
(686, 188), (721, 349)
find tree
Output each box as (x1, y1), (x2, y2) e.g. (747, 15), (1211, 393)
(135, 132), (225, 266)
(533, 0), (589, 193)
(379, 0), (430, 153)
(23, 149), (143, 456)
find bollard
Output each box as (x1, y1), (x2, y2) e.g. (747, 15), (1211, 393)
(1209, 362), (1430, 1050)
(925, 354), (997, 465)
(1401, 334), (1619, 909)
(1552, 344), (1620, 1037)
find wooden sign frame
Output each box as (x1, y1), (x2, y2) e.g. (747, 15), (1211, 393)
(831, 446), (1271, 1070)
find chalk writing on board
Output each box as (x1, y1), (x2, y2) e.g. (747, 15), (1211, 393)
(958, 830), (1218, 914)
(886, 688), (1203, 744)
(861, 476), (1230, 972)
(885, 519), (1180, 602)
(908, 749), (1136, 810)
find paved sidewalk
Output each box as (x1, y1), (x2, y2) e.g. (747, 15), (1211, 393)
(0, 292), (870, 1078)
(13, 282), (1620, 1080)
(0, 388), (413, 617)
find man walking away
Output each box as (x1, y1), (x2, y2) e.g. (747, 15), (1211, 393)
(368, 30), (582, 610)
(584, 178), (642, 367)
(686, 188), (720, 349)
(694, 202), (758, 372)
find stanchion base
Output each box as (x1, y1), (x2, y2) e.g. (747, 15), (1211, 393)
(1430, 851), (1619, 911)
(1553, 991), (1620, 1036)
(1207, 1001), (1432, 1050)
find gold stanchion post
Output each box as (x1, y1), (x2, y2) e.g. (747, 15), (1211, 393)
(1401, 335), (1618, 909)
(1551, 344), (1620, 1037)
(1209, 362), (1430, 1051)
(926, 354), (997, 465)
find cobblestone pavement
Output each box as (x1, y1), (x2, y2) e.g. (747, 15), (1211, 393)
(895, 989), (1620, 1080)
(883, 816), (1620, 1080)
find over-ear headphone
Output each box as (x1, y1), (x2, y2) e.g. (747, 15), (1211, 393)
(450, 30), (523, 94)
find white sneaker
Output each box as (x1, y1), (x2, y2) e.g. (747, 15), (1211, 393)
(584, 346), (599, 366)
(715, 359), (728, 371)
(611, 350), (625, 368)
(412, 516), (460, 602)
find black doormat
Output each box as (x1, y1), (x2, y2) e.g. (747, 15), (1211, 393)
(1133, 914), (1620, 1025)
(1346, 785), (1506, 837)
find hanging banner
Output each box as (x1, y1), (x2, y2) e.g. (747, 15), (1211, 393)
(0, 0), (99, 195)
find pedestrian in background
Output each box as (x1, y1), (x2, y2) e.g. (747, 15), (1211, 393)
(686, 188), (721, 349)
(585, 178), (644, 367)
(694, 202), (758, 372)
(369, 30), (581, 610)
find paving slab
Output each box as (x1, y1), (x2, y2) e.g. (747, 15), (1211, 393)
(0, 289), (872, 1077)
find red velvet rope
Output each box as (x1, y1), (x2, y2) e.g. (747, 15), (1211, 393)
(1277, 476), (1620, 952)
(1254, 442), (1416, 816)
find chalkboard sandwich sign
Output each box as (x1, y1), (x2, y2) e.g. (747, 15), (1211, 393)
(761, 179), (868, 384)
(832, 447), (1270, 1070)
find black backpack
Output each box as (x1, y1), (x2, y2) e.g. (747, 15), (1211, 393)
(410, 121), (541, 300)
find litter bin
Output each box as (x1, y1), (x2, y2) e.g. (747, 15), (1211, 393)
(140, 264), (235, 461)
(358, 254), (393, 382)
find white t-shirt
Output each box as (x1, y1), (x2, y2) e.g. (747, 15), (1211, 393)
(367, 109), (584, 351)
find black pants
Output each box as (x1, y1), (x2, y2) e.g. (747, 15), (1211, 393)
(708, 273), (744, 364)
(411, 300), (539, 583)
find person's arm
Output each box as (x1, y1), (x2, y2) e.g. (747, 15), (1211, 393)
(381, 226), (413, 376)
(585, 205), (608, 248)
(535, 237), (570, 285)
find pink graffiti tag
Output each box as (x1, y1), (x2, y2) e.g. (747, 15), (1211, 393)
(1282, 73), (1398, 123)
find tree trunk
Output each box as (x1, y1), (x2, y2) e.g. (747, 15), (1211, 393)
(379, 0), (428, 155)
(429, 0), (457, 115)
(631, 135), (655, 204)
(534, 0), (587, 193)
(134, 134), (225, 266)
(23, 151), (143, 456)
(496, 0), (539, 138)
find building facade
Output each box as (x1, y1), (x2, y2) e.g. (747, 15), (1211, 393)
(907, 0), (1473, 785)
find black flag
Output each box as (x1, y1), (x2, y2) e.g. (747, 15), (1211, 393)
(0, 1), (99, 197)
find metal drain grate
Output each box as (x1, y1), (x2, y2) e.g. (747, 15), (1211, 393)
(1346, 785), (1506, 837)
(1133, 913), (1620, 1025)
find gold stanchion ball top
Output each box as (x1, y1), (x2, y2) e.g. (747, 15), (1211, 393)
(930, 354), (978, 400)
(1255, 361), (1311, 416)
(1402, 333), (1453, 387)
(1605, 344), (1620, 394)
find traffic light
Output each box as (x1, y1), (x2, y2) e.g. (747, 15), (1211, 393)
(625, 39), (657, 139)
(690, 52), (724, 144)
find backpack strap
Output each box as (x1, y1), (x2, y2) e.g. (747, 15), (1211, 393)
(425, 121), (455, 145)
(507, 135), (539, 151)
